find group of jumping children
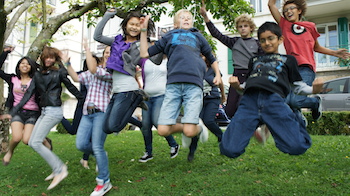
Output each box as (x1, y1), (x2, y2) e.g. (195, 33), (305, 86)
(1, 0), (350, 195)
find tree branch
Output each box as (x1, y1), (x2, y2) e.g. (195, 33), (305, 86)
(4, 0), (31, 42)
(4, 0), (27, 14)
(27, 1), (99, 60)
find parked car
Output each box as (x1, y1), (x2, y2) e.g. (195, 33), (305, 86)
(319, 76), (350, 111)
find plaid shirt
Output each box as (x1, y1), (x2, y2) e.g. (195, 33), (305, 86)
(78, 66), (112, 115)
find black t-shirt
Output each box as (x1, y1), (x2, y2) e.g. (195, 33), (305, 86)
(245, 54), (302, 98)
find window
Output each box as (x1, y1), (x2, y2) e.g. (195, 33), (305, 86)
(323, 79), (346, 94)
(250, 0), (280, 13)
(29, 22), (38, 43)
(250, 0), (263, 13)
(316, 23), (339, 68)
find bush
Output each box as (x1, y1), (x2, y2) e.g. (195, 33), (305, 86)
(304, 111), (350, 135)
(56, 119), (71, 134)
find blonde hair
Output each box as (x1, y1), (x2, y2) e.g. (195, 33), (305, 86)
(173, 9), (193, 27)
(234, 14), (256, 34)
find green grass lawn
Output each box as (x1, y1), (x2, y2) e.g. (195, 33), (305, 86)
(0, 130), (349, 196)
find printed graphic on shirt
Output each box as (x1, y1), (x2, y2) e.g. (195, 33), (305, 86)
(171, 32), (197, 49)
(250, 54), (287, 83)
(291, 24), (306, 35)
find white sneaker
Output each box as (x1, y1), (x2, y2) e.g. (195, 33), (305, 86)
(254, 124), (270, 144)
(198, 119), (208, 143)
(90, 179), (112, 196)
(181, 133), (191, 148)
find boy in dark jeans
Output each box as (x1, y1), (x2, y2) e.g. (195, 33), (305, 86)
(220, 22), (323, 158)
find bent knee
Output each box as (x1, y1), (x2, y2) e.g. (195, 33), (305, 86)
(279, 144), (310, 155)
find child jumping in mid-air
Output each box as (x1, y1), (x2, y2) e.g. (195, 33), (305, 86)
(268, 0), (350, 123)
(220, 22), (324, 158)
(139, 9), (222, 147)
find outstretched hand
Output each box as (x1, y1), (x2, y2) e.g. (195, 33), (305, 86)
(229, 76), (242, 91)
(200, 0), (210, 22)
(140, 15), (150, 30)
(200, 0), (207, 17)
(60, 49), (70, 64)
(312, 77), (324, 94)
(335, 49), (350, 59)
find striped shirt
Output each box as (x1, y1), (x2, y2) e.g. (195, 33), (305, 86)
(78, 66), (112, 115)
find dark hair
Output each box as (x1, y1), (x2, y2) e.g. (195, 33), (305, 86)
(40, 46), (61, 71)
(258, 22), (282, 39)
(283, 0), (307, 20)
(16, 57), (38, 79)
(120, 11), (155, 39)
(82, 54), (101, 71)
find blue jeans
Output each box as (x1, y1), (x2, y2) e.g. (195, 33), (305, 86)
(76, 112), (109, 182)
(189, 98), (223, 154)
(220, 90), (311, 158)
(286, 66), (318, 110)
(29, 107), (64, 174)
(158, 83), (203, 125)
(103, 91), (143, 134)
(141, 95), (177, 155)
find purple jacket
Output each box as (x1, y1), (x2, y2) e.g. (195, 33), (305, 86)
(106, 34), (132, 75)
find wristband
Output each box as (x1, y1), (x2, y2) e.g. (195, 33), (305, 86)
(64, 62), (71, 67)
(141, 28), (147, 32)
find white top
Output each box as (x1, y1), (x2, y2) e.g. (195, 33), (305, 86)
(112, 71), (139, 93)
(143, 59), (167, 97)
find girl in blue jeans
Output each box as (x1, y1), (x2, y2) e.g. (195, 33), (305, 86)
(17, 47), (83, 190)
(94, 9), (159, 135)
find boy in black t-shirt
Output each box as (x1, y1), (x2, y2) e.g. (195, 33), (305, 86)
(220, 22), (323, 158)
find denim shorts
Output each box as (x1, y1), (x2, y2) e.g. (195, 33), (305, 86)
(11, 109), (40, 125)
(158, 83), (203, 125)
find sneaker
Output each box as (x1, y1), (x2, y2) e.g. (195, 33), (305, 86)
(181, 133), (191, 148)
(170, 145), (180, 158)
(301, 112), (308, 127)
(90, 179), (112, 196)
(138, 152), (153, 163)
(80, 159), (90, 169)
(311, 94), (322, 120)
(187, 152), (195, 162)
(198, 119), (208, 143)
(254, 124), (269, 144)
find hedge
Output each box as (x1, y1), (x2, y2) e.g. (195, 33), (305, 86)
(304, 111), (350, 135)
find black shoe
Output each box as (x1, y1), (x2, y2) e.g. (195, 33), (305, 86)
(46, 137), (53, 151)
(137, 89), (149, 101)
(187, 153), (194, 162)
(138, 101), (149, 111)
(311, 94), (322, 120)
(139, 152), (153, 163)
(170, 145), (180, 159)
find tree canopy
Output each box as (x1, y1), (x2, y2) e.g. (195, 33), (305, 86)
(2, 0), (254, 60)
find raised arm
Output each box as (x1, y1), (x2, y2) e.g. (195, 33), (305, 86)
(268, 0), (282, 24)
(93, 9), (116, 46)
(83, 38), (98, 74)
(314, 40), (350, 59)
(60, 50), (79, 82)
(139, 15), (150, 58)
(200, 0), (210, 23)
